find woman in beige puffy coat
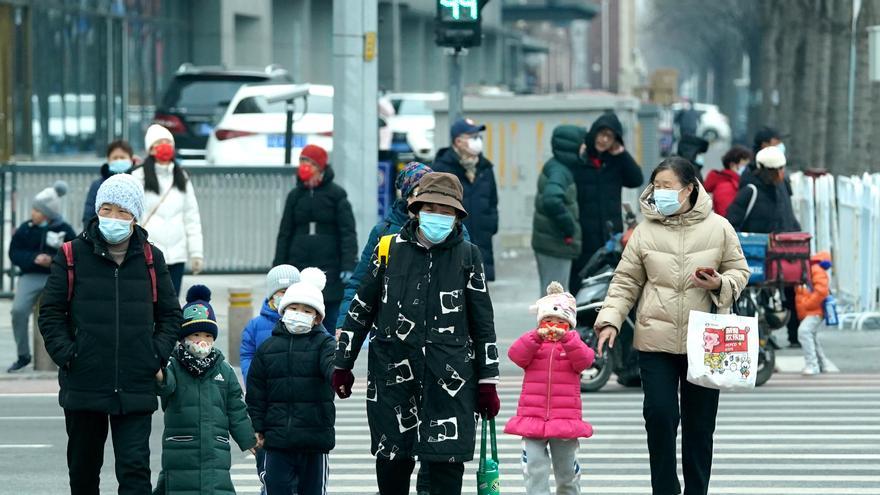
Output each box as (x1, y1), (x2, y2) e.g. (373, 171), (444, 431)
(595, 157), (749, 495)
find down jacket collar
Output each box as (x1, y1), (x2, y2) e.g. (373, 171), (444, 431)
(639, 182), (713, 227)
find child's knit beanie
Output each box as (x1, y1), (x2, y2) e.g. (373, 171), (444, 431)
(531, 281), (577, 328)
(180, 285), (218, 340)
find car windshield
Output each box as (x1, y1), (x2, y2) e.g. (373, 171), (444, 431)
(391, 98), (432, 116)
(164, 77), (267, 111)
(233, 94), (333, 115)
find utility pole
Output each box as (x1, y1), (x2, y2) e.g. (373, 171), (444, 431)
(333, 1), (378, 246)
(448, 48), (465, 125)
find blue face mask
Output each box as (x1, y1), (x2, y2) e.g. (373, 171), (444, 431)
(98, 216), (133, 244)
(418, 212), (456, 244)
(776, 142), (786, 157)
(37, 220), (49, 228)
(653, 188), (683, 216)
(108, 159), (131, 174)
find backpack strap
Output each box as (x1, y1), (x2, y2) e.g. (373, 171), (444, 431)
(61, 241), (75, 302)
(742, 184), (759, 227)
(143, 242), (158, 303)
(378, 234), (395, 267)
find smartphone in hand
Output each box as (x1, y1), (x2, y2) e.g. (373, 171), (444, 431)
(695, 267), (717, 280)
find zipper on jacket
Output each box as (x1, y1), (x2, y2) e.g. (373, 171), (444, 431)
(545, 346), (555, 420)
(114, 268), (120, 393)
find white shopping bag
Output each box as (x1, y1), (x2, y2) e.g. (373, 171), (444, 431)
(686, 310), (759, 390)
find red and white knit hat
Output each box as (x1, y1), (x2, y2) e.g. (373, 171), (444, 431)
(531, 281), (577, 328)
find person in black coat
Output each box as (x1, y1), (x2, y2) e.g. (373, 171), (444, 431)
(82, 139), (135, 229)
(727, 145), (801, 234)
(570, 112), (643, 293)
(333, 172), (500, 495)
(246, 268), (336, 495)
(38, 174), (181, 494)
(273, 144), (358, 332)
(7, 181), (77, 372)
(432, 118), (499, 281)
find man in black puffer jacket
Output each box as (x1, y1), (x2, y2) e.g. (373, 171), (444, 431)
(571, 112), (643, 293)
(433, 118), (499, 281)
(273, 144), (358, 333)
(39, 174), (181, 494)
(246, 268), (336, 495)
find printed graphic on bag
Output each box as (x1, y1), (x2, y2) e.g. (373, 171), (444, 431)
(702, 326), (752, 379)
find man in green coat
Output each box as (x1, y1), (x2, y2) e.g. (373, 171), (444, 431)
(531, 125), (584, 295)
(154, 286), (257, 495)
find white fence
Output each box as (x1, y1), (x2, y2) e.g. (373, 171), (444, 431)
(790, 172), (880, 329)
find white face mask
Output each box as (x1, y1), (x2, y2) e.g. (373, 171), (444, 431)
(283, 310), (315, 334)
(466, 136), (483, 155)
(184, 339), (213, 359)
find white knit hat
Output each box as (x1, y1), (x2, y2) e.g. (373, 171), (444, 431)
(278, 268), (327, 318)
(145, 124), (175, 152)
(266, 264), (301, 300)
(531, 281), (577, 328)
(755, 146), (786, 170)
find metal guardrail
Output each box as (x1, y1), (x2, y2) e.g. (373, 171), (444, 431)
(1, 164), (294, 295)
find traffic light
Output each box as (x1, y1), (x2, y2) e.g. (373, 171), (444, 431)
(435, 0), (489, 48)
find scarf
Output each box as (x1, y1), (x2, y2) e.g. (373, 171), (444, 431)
(454, 147), (479, 183)
(173, 344), (219, 378)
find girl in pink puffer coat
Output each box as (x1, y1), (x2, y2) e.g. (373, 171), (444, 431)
(505, 282), (595, 495)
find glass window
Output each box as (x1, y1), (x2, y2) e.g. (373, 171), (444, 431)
(391, 98), (432, 116)
(233, 94), (333, 115)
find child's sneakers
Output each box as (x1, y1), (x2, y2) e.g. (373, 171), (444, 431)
(801, 367), (820, 376)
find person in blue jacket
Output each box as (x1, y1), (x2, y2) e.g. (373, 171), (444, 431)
(82, 140), (135, 229)
(8, 181), (76, 372)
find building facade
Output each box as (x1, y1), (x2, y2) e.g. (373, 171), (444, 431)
(0, 0), (632, 160)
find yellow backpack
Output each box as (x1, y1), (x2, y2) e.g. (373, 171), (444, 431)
(377, 234), (395, 267)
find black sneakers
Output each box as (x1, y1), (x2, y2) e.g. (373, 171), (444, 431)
(6, 354), (31, 373)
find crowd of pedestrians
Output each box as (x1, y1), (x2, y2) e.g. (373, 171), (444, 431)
(3, 112), (817, 495)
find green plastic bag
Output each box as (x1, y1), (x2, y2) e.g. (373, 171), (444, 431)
(476, 416), (500, 495)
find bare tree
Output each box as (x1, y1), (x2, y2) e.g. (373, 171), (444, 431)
(808, 0), (833, 168)
(824, 0), (853, 173)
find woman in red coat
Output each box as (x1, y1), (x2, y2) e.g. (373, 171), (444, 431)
(704, 146), (751, 217)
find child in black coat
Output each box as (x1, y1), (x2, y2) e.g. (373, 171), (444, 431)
(246, 268), (336, 495)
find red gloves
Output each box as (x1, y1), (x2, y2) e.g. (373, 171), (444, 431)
(332, 369), (355, 399)
(478, 383), (501, 418)
(564, 237), (574, 245)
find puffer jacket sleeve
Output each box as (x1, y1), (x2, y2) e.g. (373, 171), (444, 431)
(595, 226), (647, 331)
(245, 351), (268, 433)
(239, 319), (258, 382)
(560, 331), (595, 373)
(157, 360), (177, 409)
(336, 192), (359, 272)
(318, 334), (337, 384)
(337, 221), (384, 329)
(612, 151), (643, 188)
(224, 362), (257, 451)
(152, 247), (184, 368)
(709, 220), (750, 310)
(466, 244), (500, 382)
(796, 265), (829, 318)
(182, 180), (204, 259)
(540, 164), (576, 238)
(488, 166), (499, 235)
(507, 331), (542, 369)
(37, 252), (76, 367)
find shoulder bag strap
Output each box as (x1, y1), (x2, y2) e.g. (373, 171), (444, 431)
(62, 241), (75, 302)
(742, 184), (759, 226)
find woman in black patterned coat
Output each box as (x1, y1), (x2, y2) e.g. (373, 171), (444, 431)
(332, 173), (501, 495)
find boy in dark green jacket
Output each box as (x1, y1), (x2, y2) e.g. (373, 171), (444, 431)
(154, 285), (257, 495)
(532, 125), (584, 295)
